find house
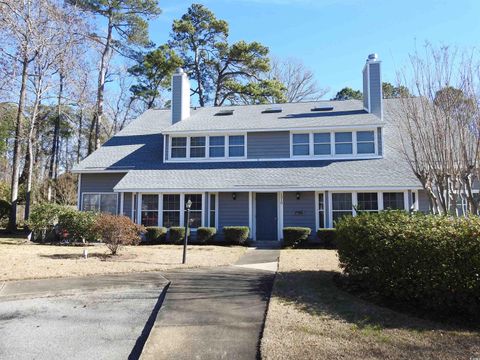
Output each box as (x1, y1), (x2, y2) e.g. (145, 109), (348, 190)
(72, 54), (428, 241)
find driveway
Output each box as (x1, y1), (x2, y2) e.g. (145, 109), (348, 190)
(0, 273), (169, 360)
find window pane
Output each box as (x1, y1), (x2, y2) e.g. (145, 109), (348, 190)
(229, 146), (244, 157)
(357, 193), (378, 211)
(210, 194), (216, 211)
(335, 132), (352, 143)
(190, 136), (205, 147)
(163, 212), (180, 227)
(209, 211), (216, 227)
(383, 192), (405, 210)
(171, 137), (186, 146)
(318, 193), (324, 211)
(335, 143), (353, 154)
(229, 135), (244, 146)
(209, 146), (225, 158)
(141, 211), (158, 226)
(100, 194), (117, 214)
(357, 142), (375, 154)
(142, 195), (158, 211)
(314, 133), (330, 143)
(318, 193), (325, 229)
(333, 211), (352, 224)
(185, 211), (202, 228)
(190, 147), (205, 158)
(357, 131), (374, 142)
(171, 148), (186, 158)
(210, 136), (225, 146)
(293, 133), (309, 144)
(332, 193), (352, 211)
(163, 194), (180, 211)
(185, 194), (202, 211)
(293, 144), (309, 155)
(83, 194), (99, 211)
(314, 144), (330, 155)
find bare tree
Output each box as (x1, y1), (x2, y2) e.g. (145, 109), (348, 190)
(396, 44), (480, 215)
(269, 57), (328, 102)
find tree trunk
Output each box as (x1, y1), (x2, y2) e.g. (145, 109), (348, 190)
(77, 108), (83, 162)
(91, 17), (113, 154)
(48, 72), (64, 202)
(8, 55), (29, 232)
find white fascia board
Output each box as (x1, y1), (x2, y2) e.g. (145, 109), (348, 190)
(113, 185), (423, 193)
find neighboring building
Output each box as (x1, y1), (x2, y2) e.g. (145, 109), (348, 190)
(73, 54), (427, 241)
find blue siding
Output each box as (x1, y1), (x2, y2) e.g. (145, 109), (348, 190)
(283, 191), (316, 230)
(247, 131), (290, 159)
(218, 192), (249, 228)
(80, 173), (126, 214)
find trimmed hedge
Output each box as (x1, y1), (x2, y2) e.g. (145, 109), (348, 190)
(58, 209), (98, 243)
(196, 227), (216, 243)
(283, 227), (311, 248)
(317, 228), (336, 248)
(223, 226), (249, 245)
(336, 211), (480, 320)
(169, 227), (186, 244)
(145, 226), (167, 244)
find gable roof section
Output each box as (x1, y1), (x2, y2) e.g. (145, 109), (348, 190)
(161, 100), (382, 134)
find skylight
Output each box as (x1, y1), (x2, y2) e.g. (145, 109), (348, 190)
(215, 109), (234, 116)
(262, 106), (283, 114)
(311, 106), (334, 112)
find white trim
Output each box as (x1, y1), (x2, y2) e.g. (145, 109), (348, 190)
(252, 193), (257, 241)
(71, 169), (130, 174)
(115, 186), (423, 193)
(162, 123), (385, 135)
(314, 191), (326, 230)
(120, 192), (124, 216)
(165, 154), (383, 163)
(77, 174), (82, 210)
(248, 192), (253, 235)
(158, 194), (163, 227)
(277, 191), (283, 241)
(136, 192), (142, 224)
(403, 191), (409, 211)
(131, 193), (135, 221)
(378, 192), (384, 211)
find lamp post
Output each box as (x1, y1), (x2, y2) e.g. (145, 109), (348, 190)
(183, 198), (192, 264)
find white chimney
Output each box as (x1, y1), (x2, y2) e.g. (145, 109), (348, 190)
(362, 53), (382, 120)
(171, 67), (190, 123)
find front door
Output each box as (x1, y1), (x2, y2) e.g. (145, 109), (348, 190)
(255, 193), (278, 240)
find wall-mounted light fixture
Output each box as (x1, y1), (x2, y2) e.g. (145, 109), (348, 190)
(296, 192), (301, 200)
(232, 192), (237, 200)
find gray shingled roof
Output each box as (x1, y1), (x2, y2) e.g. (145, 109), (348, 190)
(73, 99), (422, 190)
(162, 100), (382, 133)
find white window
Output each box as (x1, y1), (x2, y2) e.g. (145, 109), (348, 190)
(184, 194), (202, 228)
(357, 193), (378, 212)
(82, 193), (118, 214)
(357, 131), (375, 154)
(383, 192), (405, 210)
(209, 136), (225, 158)
(313, 133), (331, 156)
(190, 136), (206, 158)
(209, 193), (217, 227)
(228, 135), (245, 157)
(292, 133), (310, 156)
(163, 194), (180, 227)
(141, 194), (159, 226)
(335, 132), (353, 155)
(318, 193), (325, 228)
(331, 193), (353, 224)
(171, 137), (187, 158)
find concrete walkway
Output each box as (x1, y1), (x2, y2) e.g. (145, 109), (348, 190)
(141, 248), (279, 360)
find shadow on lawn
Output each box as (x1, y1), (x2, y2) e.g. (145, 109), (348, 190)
(274, 270), (477, 332)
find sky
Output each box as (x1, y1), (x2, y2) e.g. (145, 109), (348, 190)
(146, 0), (480, 99)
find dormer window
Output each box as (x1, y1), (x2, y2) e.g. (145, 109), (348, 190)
(209, 136), (225, 157)
(229, 135), (245, 157)
(313, 133), (331, 155)
(190, 136), (206, 158)
(356, 131), (375, 154)
(171, 137), (187, 158)
(334, 132), (353, 155)
(292, 134), (310, 155)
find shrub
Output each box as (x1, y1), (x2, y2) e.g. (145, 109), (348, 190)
(57, 209), (98, 243)
(169, 227), (186, 244)
(223, 226), (249, 245)
(283, 227), (311, 248)
(336, 211), (480, 320)
(196, 227), (216, 243)
(145, 226), (167, 244)
(27, 203), (70, 241)
(317, 228), (336, 248)
(93, 214), (144, 255)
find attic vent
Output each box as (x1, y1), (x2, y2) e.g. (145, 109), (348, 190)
(215, 109), (234, 116)
(311, 106), (334, 112)
(262, 106), (283, 114)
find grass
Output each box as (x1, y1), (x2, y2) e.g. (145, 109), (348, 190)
(0, 237), (247, 281)
(261, 249), (480, 360)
